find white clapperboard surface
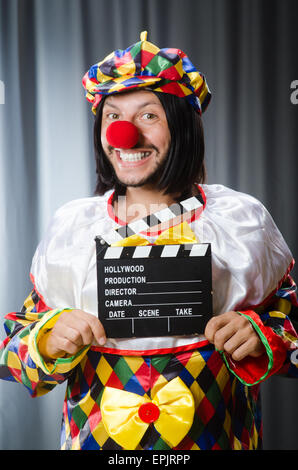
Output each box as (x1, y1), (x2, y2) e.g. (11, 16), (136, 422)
(95, 194), (213, 338)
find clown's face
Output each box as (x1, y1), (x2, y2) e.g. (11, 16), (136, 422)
(101, 90), (171, 188)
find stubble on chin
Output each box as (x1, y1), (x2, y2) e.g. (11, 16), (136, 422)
(105, 147), (169, 189)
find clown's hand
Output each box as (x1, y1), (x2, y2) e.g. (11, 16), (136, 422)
(39, 309), (106, 361)
(204, 311), (265, 361)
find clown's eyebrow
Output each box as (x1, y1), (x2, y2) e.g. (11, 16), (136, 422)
(103, 100), (119, 109)
(104, 99), (162, 111)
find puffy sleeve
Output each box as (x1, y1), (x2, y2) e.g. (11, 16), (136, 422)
(199, 185), (298, 385)
(0, 194), (113, 396)
(0, 290), (88, 397)
(30, 194), (113, 312)
(200, 184), (294, 316)
(218, 274), (298, 385)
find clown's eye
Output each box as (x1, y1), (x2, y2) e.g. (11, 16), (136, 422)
(142, 113), (156, 120)
(107, 113), (120, 120)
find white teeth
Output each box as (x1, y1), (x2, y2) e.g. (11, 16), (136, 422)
(119, 151), (150, 162)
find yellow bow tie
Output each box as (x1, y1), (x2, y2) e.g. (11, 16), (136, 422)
(111, 221), (198, 247)
(100, 377), (195, 449)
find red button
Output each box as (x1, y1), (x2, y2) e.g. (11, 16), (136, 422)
(138, 402), (160, 423)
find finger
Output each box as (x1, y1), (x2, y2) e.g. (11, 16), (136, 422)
(56, 336), (82, 356)
(220, 327), (252, 356)
(56, 310), (106, 346)
(52, 315), (92, 347)
(212, 322), (239, 351)
(229, 336), (264, 361)
(61, 324), (90, 347)
(204, 316), (223, 343)
(229, 340), (253, 362)
(47, 331), (81, 357)
(71, 318), (95, 346)
(63, 310), (105, 345)
(204, 313), (235, 344)
(84, 314), (107, 345)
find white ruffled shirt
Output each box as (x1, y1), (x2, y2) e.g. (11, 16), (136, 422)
(30, 184), (293, 352)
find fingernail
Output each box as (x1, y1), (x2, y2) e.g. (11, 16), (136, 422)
(98, 337), (106, 346)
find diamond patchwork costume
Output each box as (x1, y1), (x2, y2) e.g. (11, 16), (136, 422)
(1, 32), (298, 450)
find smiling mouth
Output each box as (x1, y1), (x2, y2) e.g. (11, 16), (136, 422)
(116, 149), (152, 162)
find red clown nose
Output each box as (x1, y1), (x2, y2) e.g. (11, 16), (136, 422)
(106, 121), (139, 149)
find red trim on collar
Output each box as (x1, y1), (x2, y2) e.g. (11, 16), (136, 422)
(107, 185), (206, 236)
(107, 191), (124, 225)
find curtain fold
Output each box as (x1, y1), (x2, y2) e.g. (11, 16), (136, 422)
(0, 0), (297, 450)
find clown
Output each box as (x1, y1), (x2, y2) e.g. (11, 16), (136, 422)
(1, 32), (298, 450)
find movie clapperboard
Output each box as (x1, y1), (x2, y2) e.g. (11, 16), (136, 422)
(95, 195), (213, 338)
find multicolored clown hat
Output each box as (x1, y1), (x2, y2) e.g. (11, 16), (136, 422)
(82, 31), (211, 115)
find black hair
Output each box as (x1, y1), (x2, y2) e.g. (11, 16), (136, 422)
(93, 91), (206, 201)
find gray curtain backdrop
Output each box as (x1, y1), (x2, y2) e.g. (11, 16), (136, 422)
(0, 0), (298, 450)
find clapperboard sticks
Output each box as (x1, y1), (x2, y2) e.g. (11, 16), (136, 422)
(98, 193), (204, 246)
(100, 242), (210, 261)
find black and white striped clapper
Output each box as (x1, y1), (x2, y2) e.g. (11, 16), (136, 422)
(97, 194), (204, 246)
(95, 239), (213, 338)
